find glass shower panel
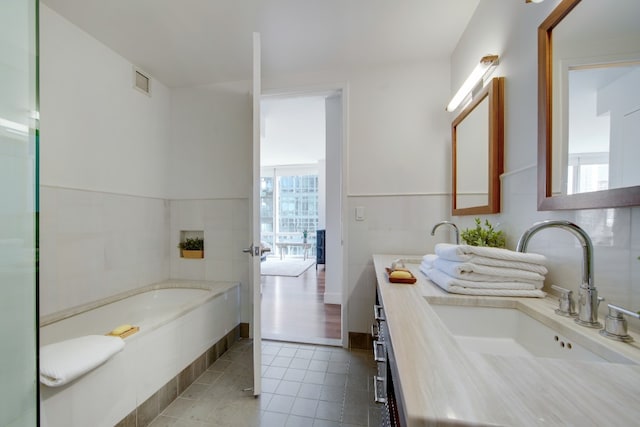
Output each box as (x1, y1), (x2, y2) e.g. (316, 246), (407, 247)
(0, 0), (39, 425)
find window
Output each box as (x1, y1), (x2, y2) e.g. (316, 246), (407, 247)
(260, 176), (274, 247)
(567, 152), (609, 195)
(260, 167), (319, 257)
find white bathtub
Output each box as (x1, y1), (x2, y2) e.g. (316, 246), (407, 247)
(40, 280), (240, 427)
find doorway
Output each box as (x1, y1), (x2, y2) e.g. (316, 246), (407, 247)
(259, 90), (344, 346)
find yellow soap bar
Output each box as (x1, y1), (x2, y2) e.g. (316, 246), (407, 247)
(389, 270), (412, 279)
(110, 324), (133, 335)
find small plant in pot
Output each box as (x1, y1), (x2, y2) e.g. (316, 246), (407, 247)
(460, 218), (506, 248)
(178, 237), (204, 259)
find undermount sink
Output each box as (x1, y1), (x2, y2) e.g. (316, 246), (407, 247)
(429, 303), (637, 365)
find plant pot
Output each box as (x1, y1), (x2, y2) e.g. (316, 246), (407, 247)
(182, 250), (203, 259)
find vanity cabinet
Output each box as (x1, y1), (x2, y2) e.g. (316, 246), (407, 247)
(373, 287), (405, 427)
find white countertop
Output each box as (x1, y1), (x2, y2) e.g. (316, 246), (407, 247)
(373, 254), (640, 427)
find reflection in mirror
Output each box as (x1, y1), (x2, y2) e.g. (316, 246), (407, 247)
(456, 96), (488, 210)
(538, 0), (640, 210)
(452, 77), (504, 215)
(563, 63), (640, 195)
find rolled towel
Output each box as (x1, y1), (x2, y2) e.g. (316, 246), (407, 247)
(40, 335), (125, 387)
(433, 258), (545, 286)
(425, 268), (546, 298)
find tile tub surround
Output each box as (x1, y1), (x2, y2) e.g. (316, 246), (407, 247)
(38, 186), (171, 317)
(40, 281), (241, 427)
(373, 254), (640, 426)
(147, 339), (380, 427)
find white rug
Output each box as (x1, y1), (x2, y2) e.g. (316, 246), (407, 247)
(261, 258), (316, 277)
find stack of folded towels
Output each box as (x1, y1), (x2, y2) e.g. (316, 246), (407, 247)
(420, 243), (547, 297)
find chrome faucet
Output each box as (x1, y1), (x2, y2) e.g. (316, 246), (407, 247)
(516, 220), (603, 328)
(431, 221), (460, 244)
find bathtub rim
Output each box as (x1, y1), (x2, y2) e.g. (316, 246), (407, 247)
(39, 280), (240, 331)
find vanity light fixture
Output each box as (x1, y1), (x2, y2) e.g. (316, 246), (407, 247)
(446, 54), (499, 112)
(526, 0), (544, 3)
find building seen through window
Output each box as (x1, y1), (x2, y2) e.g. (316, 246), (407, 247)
(261, 173), (319, 257)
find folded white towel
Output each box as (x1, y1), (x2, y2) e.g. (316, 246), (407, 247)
(447, 255), (548, 275)
(423, 254), (437, 265)
(433, 258), (545, 286)
(420, 262), (432, 278)
(435, 243), (547, 266)
(40, 335), (125, 387)
(425, 268), (546, 297)
(422, 254), (437, 269)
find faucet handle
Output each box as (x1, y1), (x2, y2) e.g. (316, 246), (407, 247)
(599, 304), (639, 343)
(551, 285), (577, 317)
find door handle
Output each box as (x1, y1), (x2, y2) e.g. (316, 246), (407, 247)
(243, 245), (260, 256)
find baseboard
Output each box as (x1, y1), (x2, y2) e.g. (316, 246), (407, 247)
(323, 292), (342, 305)
(348, 331), (373, 350)
(240, 322), (250, 338)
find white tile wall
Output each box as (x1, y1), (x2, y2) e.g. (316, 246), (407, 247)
(40, 188), (250, 324)
(346, 194), (451, 333)
(170, 198), (251, 323)
(39, 186), (170, 316)
(344, 170), (640, 335)
(496, 167), (640, 333)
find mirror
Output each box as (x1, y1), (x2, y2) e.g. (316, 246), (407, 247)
(538, 0), (640, 210)
(452, 77), (504, 215)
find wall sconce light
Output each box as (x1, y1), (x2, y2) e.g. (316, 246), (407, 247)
(446, 54), (499, 112)
(525, 0), (544, 3)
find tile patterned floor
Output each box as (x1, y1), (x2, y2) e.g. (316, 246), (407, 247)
(149, 339), (380, 427)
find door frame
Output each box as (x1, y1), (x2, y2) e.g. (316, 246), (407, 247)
(251, 32), (262, 396)
(260, 83), (350, 348)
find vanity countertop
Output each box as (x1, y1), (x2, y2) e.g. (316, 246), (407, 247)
(373, 254), (640, 427)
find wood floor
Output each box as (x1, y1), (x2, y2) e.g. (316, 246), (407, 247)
(261, 263), (341, 344)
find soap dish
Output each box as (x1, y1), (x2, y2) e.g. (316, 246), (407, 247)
(385, 268), (417, 284)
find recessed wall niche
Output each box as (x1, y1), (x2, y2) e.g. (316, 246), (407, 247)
(179, 230), (204, 259)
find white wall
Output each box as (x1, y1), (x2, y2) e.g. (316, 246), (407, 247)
(260, 96), (326, 167)
(168, 83), (252, 323)
(167, 82), (252, 200)
(40, 5), (170, 198)
(39, 5), (172, 315)
(40, 6), (254, 321)
(451, 0), (640, 331)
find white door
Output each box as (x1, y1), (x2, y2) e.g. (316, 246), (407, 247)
(251, 32), (262, 396)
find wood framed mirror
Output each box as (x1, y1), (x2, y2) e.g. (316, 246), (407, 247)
(452, 77), (504, 215)
(538, 0), (640, 210)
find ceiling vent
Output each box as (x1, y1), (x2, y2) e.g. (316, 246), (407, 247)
(133, 67), (151, 96)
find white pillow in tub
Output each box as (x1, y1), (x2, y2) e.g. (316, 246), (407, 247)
(40, 335), (125, 387)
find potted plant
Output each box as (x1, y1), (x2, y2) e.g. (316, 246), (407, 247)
(178, 237), (204, 259)
(302, 230), (308, 243)
(460, 218), (506, 248)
